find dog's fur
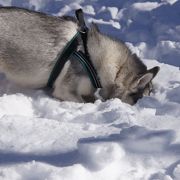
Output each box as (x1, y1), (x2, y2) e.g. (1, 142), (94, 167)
(0, 7), (159, 105)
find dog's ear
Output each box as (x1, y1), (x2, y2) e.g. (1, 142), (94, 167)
(91, 22), (100, 32)
(147, 66), (160, 78)
(137, 66), (160, 89)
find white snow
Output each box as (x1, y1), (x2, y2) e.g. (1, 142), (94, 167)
(83, 5), (95, 15)
(56, 3), (82, 16)
(28, 0), (50, 11)
(87, 18), (121, 29)
(107, 7), (119, 19)
(132, 2), (162, 11)
(161, 0), (178, 5)
(0, 0), (180, 180)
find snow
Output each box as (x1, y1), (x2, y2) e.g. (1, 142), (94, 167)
(0, 0), (180, 180)
(106, 7), (119, 19)
(87, 18), (121, 29)
(162, 0), (179, 5)
(28, 0), (49, 11)
(56, 3), (82, 16)
(83, 5), (95, 15)
(132, 2), (162, 11)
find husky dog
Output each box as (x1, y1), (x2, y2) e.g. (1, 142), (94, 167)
(0, 7), (159, 105)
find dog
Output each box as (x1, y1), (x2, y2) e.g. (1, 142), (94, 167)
(0, 7), (159, 105)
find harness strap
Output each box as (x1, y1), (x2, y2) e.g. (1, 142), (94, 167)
(47, 32), (80, 88)
(75, 9), (88, 33)
(46, 9), (102, 89)
(72, 51), (102, 88)
(75, 9), (89, 56)
(75, 9), (102, 88)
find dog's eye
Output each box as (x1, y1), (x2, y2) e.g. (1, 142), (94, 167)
(130, 92), (141, 98)
(129, 92), (143, 103)
(129, 93), (139, 104)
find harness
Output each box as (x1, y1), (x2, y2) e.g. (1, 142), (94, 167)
(47, 9), (102, 90)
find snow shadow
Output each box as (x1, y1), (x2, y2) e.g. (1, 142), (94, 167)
(78, 125), (179, 155)
(76, 125), (180, 171)
(166, 85), (180, 103)
(166, 160), (180, 179)
(138, 96), (180, 117)
(1, 126), (178, 170)
(0, 150), (79, 167)
(149, 160), (180, 180)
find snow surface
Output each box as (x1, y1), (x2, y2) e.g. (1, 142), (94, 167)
(0, 0), (180, 180)
(132, 2), (162, 11)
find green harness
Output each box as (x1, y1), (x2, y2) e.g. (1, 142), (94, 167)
(47, 9), (102, 89)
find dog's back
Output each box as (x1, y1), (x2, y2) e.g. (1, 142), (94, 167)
(0, 7), (78, 87)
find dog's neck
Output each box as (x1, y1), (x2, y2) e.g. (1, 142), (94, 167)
(86, 27), (129, 87)
(86, 27), (147, 89)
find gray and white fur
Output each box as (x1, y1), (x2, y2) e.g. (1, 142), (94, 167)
(0, 7), (160, 105)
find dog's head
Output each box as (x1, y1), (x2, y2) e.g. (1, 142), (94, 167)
(88, 24), (160, 105)
(99, 66), (160, 105)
